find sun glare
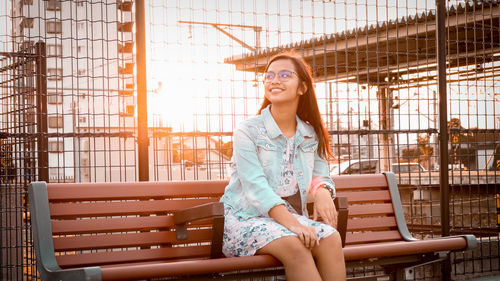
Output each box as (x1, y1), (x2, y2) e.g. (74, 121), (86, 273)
(149, 57), (238, 131)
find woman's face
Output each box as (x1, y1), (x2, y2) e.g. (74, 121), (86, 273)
(264, 59), (303, 107)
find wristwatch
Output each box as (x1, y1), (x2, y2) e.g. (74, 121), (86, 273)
(320, 184), (334, 198)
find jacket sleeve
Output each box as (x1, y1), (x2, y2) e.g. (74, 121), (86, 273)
(311, 150), (336, 199)
(232, 127), (286, 216)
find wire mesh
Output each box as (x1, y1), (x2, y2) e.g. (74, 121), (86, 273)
(1, 0), (137, 280)
(0, 0), (499, 280)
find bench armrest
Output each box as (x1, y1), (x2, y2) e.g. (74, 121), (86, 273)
(29, 182), (103, 281)
(383, 172), (478, 252)
(335, 197), (349, 247)
(431, 235), (478, 251)
(173, 202), (224, 258)
(173, 201), (224, 226)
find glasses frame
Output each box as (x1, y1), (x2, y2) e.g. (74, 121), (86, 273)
(262, 70), (298, 83)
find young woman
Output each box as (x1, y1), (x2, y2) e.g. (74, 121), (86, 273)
(220, 51), (346, 281)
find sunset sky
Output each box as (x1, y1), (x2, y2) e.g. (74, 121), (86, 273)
(1, 1), (498, 138)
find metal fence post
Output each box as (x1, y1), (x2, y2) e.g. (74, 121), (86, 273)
(35, 42), (48, 182)
(136, 0), (149, 181)
(436, 0), (451, 280)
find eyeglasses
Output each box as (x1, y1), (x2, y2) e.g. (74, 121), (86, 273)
(262, 70), (298, 83)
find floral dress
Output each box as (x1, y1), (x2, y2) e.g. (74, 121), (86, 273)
(222, 136), (336, 257)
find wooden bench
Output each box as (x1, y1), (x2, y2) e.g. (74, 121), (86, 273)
(28, 172), (477, 281)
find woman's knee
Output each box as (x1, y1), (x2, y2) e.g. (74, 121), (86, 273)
(285, 236), (311, 252)
(258, 236), (313, 264)
(280, 236), (314, 264)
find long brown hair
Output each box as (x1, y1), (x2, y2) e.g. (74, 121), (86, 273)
(258, 51), (333, 160)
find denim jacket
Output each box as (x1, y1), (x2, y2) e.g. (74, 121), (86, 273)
(220, 105), (335, 220)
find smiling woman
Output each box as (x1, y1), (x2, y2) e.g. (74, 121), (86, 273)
(220, 51), (346, 281)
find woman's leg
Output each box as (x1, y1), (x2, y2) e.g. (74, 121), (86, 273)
(256, 236), (322, 281)
(312, 231), (346, 281)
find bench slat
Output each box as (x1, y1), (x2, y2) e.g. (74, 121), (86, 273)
(52, 216), (214, 235)
(347, 217), (397, 231)
(333, 174), (388, 190)
(336, 190), (391, 203)
(53, 229), (212, 251)
(345, 230), (402, 245)
(49, 198), (219, 218)
(47, 182), (226, 201)
(348, 203), (394, 217)
(52, 216), (175, 234)
(56, 245), (211, 268)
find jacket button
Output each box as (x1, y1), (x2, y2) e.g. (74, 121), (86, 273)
(295, 154), (298, 158)
(298, 171), (303, 176)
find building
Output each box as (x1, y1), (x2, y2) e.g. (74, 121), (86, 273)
(10, 0), (136, 182)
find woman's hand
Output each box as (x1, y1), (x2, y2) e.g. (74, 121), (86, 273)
(313, 187), (338, 228)
(268, 204), (318, 249)
(288, 224), (318, 249)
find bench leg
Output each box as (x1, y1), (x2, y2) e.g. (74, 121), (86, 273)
(391, 268), (406, 281)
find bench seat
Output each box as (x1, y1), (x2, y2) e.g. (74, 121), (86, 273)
(92, 237), (471, 280)
(92, 236), (473, 280)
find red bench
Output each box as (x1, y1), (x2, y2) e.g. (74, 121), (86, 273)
(28, 172), (477, 280)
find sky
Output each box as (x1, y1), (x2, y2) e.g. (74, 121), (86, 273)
(146, 0), (439, 132)
(1, 0), (498, 140)
(145, 0), (499, 136)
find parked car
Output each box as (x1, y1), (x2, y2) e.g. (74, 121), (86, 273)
(181, 160), (194, 168)
(449, 163), (465, 171)
(432, 163), (466, 171)
(391, 162), (426, 173)
(330, 159), (379, 175)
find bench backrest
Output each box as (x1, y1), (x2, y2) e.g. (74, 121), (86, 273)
(33, 172), (406, 270)
(35, 180), (227, 269)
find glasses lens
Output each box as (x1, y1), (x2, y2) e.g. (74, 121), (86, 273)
(278, 70), (293, 80)
(263, 70), (295, 82)
(263, 72), (275, 81)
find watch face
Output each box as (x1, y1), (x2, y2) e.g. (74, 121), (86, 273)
(323, 185), (333, 196)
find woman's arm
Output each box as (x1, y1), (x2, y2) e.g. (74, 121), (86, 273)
(311, 153), (335, 197)
(310, 150), (338, 228)
(232, 127), (285, 216)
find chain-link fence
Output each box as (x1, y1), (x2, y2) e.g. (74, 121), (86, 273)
(1, 0), (499, 280)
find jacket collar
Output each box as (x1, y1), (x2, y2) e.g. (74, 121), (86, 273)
(261, 105), (315, 139)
